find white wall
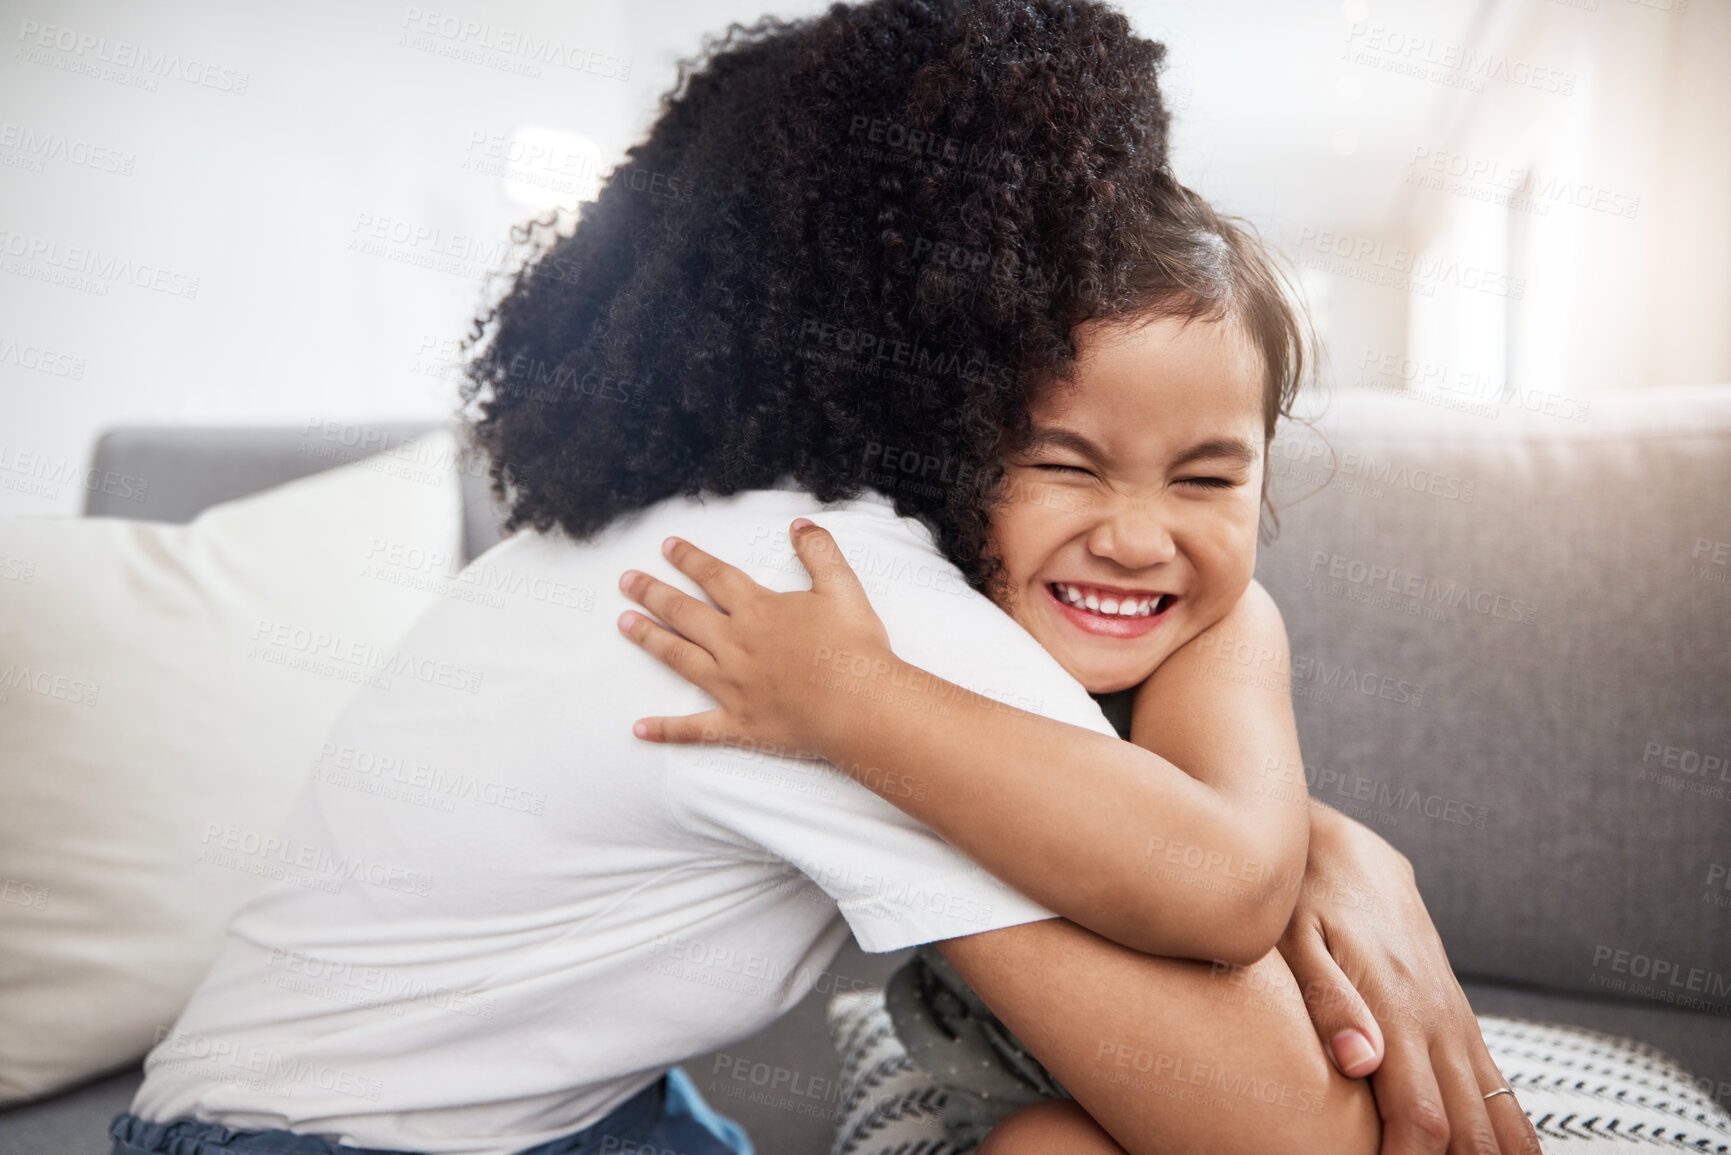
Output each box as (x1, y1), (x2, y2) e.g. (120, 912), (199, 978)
(3, 0), (1726, 515)
(1380, 0), (1731, 405)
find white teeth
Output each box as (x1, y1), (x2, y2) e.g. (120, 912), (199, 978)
(1053, 583), (1168, 619)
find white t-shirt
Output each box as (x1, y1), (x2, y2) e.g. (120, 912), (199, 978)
(131, 484), (1116, 1155)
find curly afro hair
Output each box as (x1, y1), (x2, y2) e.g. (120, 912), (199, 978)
(459, 0), (1310, 599)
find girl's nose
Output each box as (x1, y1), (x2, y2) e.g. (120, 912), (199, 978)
(1086, 502), (1178, 571)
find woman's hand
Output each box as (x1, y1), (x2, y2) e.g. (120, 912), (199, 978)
(616, 519), (891, 754)
(1280, 802), (1542, 1155)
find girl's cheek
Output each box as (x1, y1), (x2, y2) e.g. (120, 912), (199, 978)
(984, 511), (1039, 584)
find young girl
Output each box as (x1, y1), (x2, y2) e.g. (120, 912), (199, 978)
(609, 189), (1353, 1153)
(113, 2), (1534, 1153)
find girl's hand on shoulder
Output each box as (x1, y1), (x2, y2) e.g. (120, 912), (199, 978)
(615, 518), (892, 754)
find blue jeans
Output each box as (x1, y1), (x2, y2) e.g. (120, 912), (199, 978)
(109, 1067), (754, 1155)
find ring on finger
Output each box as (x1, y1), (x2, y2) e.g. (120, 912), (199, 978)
(1482, 1087), (1516, 1103)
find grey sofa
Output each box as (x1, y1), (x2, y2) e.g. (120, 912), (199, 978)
(3, 385), (1727, 1153)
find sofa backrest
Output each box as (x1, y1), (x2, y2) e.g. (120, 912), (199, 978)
(1254, 383), (1731, 1010)
(85, 421), (507, 563)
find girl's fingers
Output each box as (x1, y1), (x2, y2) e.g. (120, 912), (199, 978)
(630, 707), (731, 745)
(659, 536), (758, 613)
(619, 569), (726, 651)
(617, 609), (719, 691)
(788, 520), (867, 602)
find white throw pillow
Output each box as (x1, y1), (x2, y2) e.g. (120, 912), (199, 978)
(0, 431), (466, 1106)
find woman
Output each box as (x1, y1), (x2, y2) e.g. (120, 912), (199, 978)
(112, 2), (1538, 1153)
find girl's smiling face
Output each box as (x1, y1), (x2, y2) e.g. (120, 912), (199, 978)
(989, 313), (1268, 694)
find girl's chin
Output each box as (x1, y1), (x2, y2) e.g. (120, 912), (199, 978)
(1006, 609), (1164, 695)
(1037, 614), (1167, 694)
(1080, 672), (1155, 696)
(1055, 649), (1162, 696)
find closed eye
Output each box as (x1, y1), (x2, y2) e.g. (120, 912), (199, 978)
(1032, 463), (1094, 476)
(1178, 476), (1237, 489)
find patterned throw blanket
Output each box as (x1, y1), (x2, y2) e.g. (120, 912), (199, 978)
(826, 985), (1731, 1154)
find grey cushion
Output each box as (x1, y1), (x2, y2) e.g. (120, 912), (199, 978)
(9, 392), (1725, 1150)
(0, 1064), (141, 1155)
(1255, 383), (1731, 1082)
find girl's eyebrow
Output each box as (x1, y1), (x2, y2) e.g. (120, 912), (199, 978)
(1027, 428), (1260, 471)
(1025, 427), (1106, 462)
(1169, 436), (1260, 471)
